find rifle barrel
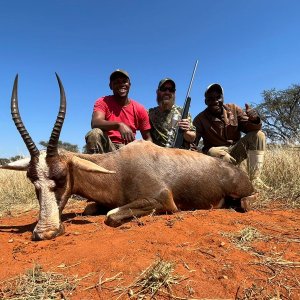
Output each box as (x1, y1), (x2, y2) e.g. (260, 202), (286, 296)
(185, 60), (198, 100)
(172, 60), (198, 149)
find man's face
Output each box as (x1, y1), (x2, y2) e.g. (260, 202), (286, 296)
(110, 76), (131, 98)
(205, 90), (223, 116)
(156, 82), (176, 111)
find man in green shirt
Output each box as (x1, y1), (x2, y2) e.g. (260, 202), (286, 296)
(148, 78), (195, 149)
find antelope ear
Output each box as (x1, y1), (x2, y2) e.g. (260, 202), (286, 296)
(0, 157), (30, 171)
(71, 156), (116, 174)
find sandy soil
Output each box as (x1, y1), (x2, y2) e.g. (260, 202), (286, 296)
(0, 201), (299, 299)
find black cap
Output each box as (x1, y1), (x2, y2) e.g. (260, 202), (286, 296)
(158, 78), (176, 89)
(109, 69), (130, 82)
(205, 83), (224, 96)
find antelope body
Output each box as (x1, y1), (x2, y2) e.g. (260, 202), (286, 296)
(1, 75), (255, 240)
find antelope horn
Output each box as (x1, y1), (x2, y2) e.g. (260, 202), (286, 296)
(11, 74), (40, 158)
(46, 73), (66, 157)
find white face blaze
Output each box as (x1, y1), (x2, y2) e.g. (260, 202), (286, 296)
(31, 152), (62, 240)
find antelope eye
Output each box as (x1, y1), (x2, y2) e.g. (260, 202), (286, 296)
(51, 175), (66, 188)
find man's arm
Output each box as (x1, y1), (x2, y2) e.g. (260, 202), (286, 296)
(136, 104), (152, 142)
(235, 104), (262, 133)
(92, 111), (119, 130)
(184, 130), (196, 143)
(178, 115), (196, 144)
(91, 111), (135, 142)
(192, 115), (203, 146)
(245, 103), (261, 123)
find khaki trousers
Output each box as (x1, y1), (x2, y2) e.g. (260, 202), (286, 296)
(207, 130), (266, 165)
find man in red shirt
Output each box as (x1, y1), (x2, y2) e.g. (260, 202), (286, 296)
(85, 69), (152, 153)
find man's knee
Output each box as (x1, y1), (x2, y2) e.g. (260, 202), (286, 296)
(85, 128), (115, 154)
(245, 130), (265, 139)
(85, 128), (106, 154)
(256, 130), (266, 141)
(85, 128), (104, 143)
(244, 130), (266, 151)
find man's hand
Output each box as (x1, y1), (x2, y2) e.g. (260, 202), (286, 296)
(190, 143), (199, 151)
(177, 119), (190, 131)
(178, 119), (196, 143)
(222, 153), (237, 164)
(118, 123), (135, 143)
(245, 103), (259, 122)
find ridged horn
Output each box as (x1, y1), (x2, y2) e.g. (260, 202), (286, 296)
(11, 74), (40, 158)
(46, 73), (66, 157)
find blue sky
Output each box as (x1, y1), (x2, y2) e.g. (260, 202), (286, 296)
(1, 0), (299, 157)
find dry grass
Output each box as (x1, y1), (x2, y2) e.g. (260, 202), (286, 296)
(252, 146), (300, 209)
(114, 258), (185, 299)
(253, 252), (300, 269)
(221, 226), (265, 251)
(237, 283), (283, 300)
(0, 264), (79, 300)
(0, 169), (37, 216)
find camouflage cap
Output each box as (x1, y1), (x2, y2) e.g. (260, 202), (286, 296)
(158, 78), (176, 89)
(205, 83), (224, 97)
(109, 69), (130, 82)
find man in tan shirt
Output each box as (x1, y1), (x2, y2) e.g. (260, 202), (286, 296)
(193, 83), (266, 187)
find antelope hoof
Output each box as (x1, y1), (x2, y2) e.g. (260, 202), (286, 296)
(240, 194), (256, 212)
(104, 214), (123, 227)
(32, 223), (65, 241)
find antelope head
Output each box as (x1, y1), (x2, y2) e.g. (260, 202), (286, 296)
(3, 74), (69, 240)
(2, 74), (116, 240)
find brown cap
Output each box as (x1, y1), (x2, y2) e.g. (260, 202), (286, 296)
(109, 69), (130, 82)
(158, 78), (176, 89)
(205, 83), (224, 96)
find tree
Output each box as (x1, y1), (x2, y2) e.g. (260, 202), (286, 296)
(0, 155), (24, 165)
(0, 158), (10, 165)
(254, 84), (300, 144)
(10, 155), (24, 162)
(39, 140), (80, 153)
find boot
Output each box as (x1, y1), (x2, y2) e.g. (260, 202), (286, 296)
(247, 150), (269, 189)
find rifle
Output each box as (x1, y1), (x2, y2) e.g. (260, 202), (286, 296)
(172, 60), (198, 148)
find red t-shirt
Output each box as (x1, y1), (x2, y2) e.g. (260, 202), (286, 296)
(93, 95), (151, 144)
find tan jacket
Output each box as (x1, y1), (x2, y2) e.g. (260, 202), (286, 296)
(193, 103), (262, 153)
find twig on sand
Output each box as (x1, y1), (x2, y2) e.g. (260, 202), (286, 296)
(83, 272), (123, 291)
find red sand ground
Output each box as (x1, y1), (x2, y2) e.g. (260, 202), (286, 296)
(0, 201), (299, 299)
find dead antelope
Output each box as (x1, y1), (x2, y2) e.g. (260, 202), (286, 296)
(1, 74), (256, 241)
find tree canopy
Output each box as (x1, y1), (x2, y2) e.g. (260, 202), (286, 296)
(0, 155), (24, 165)
(39, 140), (80, 153)
(255, 84), (300, 144)
(0, 142), (79, 164)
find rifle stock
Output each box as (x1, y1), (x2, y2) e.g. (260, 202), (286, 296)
(172, 60), (198, 149)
